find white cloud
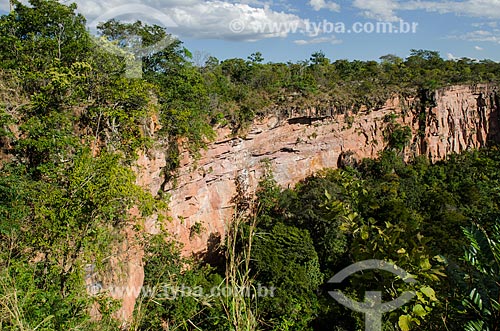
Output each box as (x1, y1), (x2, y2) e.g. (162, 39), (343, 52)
(472, 21), (498, 28)
(169, 2), (305, 41)
(74, 0), (197, 20)
(68, 0), (306, 42)
(294, 35), (342, 45)
(352, 0), (400, 21)
(308, 0), (340, 12)
(447, 52), (457, 60)
(456, 29), (500, 43)
(234, 0), (273, 6)
(350, 0), (500, 22)
(401, 0), (500, 19)
(475, 45), (484, 50)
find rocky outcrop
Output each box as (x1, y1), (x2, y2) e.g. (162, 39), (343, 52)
(108, 149), (167, 321)
(161, 84), (499, 256)
(86, 143), (169, 324)
(110, 84), (499, 321)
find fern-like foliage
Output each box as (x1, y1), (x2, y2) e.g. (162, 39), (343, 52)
(462, 224), (500, 331)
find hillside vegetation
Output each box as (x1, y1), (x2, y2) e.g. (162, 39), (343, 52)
(1, 1), (500, 330)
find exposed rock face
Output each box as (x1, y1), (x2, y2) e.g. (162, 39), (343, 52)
(162, 84), (500, 256)
(87, 146), (169, 323)
(110, 148), (167, 321)
(111, 84), (499, 321)
(416, 86), (500, 160)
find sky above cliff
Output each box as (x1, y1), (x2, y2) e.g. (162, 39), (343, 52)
(1, 0), (500, 63)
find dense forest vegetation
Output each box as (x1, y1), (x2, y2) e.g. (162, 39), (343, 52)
(1, 0), (500, 330)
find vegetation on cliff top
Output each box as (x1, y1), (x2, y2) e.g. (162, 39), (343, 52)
(0, 0), (500, 330)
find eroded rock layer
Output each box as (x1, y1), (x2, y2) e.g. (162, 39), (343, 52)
(160, 84), (499, 255)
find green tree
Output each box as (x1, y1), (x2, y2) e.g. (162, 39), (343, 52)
(248, 52), (264, 64)
(253, 222), (323, 330)
(0, 0), (91, 73)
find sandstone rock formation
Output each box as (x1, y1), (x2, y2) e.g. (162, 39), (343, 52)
(162, 84), (499, 256)
(112, 84), (499, 321)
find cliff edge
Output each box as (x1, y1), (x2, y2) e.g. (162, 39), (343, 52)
(147, 84), (500, 255)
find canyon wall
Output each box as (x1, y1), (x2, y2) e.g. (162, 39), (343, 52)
(159, 84), (499, 256)
(110, 84), (499, 321)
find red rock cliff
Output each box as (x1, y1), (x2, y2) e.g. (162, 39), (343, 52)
(156, 84), (500, 255)
(107, 84), (499, 322)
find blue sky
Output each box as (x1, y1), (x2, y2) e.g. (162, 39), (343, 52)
(1, 0), (500, 63)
